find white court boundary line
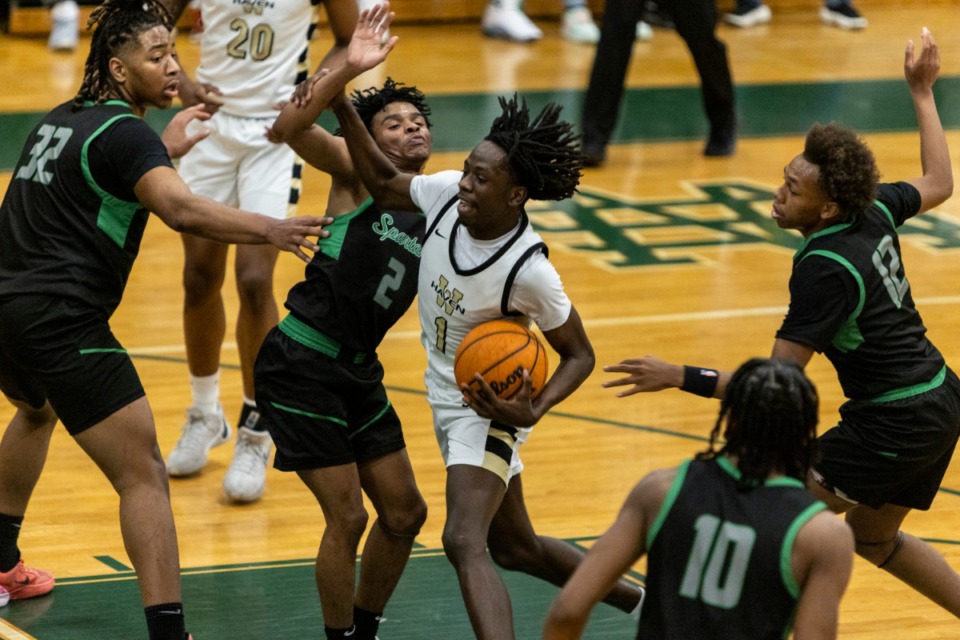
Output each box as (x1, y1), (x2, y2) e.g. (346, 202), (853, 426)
(126, 295), (960, 356)
(0, 618), (37, 640)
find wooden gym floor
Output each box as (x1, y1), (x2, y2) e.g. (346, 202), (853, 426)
(1, 3), (960, 637)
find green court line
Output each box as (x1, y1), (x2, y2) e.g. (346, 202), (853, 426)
(92, 556), (132, 572)
(2, 78), (959, 171)
(0, 538), (641, 640)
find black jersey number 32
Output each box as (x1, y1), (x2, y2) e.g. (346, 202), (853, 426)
(17, 125), (73, 186)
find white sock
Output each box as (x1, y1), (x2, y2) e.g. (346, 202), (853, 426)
(242, 395), (257, 409)
(190, 372), (220, 415)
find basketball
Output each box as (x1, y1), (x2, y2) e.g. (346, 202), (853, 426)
(454, 320), (549, 400)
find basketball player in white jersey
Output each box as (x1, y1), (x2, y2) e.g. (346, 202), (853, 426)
(297, 8), (646, 634)
(158, 0), (357, 502)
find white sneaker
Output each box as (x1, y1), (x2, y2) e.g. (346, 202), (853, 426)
(0, 585), (9, 607)
(636, 20), (653, 41)
(223, 427), (272, 503)
(723, 4), (772, 28)
(819, 4), (867, 30)
(166, 406), (232, 476)
(561, 7), (599, 44)
(48, 0), (79, 52)
(481, 3), (543, 43)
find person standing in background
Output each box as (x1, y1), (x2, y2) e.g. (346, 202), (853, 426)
(159, 0), (356, 503)
(724, 0), (867, 30)
(580, 0), (736, 166)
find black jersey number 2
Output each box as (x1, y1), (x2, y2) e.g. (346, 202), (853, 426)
(872, 234), (910, 309)
(16, 125), (73, 186)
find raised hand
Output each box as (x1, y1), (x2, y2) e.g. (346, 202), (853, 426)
(346, 2), (398, 74)
(905, 27), (939, 92)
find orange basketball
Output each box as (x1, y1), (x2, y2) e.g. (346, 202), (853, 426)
(454, 320), (549, 400)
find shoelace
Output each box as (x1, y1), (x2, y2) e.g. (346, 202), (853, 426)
(232, 437), (268, 473)
(178, 412), (219, 451)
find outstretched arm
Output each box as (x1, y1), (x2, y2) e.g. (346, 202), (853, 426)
(543, 469), (669, 640)
(904, 28), (953, 213)
(602, 355), (731, 400)
(135, 166), (330, 262)
(602, 338), (814, 400)
(269, 3), (400, 183)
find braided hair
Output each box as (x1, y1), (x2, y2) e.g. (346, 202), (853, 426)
(484, 94), (582, 201)
(348, 77), (432, 133)
(74, 0), (174, 108)
(697, 358), (819, 489)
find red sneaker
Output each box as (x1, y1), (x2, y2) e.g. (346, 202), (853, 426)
(0, 559), (54, 600)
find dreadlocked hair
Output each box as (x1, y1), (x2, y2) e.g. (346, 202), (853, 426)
(74, 0), (174, 108)
(804, 122), (880, 220)
(484, 94), (582, 201)
(696, 358), (819, 489)
(347, 77), (432, 133)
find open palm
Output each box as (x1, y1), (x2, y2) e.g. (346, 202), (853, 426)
(347, 2), (398, 72)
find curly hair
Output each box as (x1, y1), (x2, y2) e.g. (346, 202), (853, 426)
(484, 94), (582, 201)
(74, 0), (174, 108)
(345, 77), (432, 133)
(803, 123), (880, 219)
(697, 358), (819, 489)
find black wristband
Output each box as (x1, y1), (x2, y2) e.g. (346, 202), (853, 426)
(681, 365), (719, 398)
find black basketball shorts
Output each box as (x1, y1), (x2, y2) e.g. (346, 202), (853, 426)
(814, 366), (960, 510)
(254, 327), (406, 472)
(0, 295), (145, 435)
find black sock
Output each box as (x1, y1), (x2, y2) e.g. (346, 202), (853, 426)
(324, 625), (355, 639)
(145, 602), (186, 640)
(0, 513), (24, 573)
(353, 607), (383, 640)
(238, 403), (267, 433)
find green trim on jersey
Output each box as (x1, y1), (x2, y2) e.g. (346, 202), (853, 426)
(874, 200), (896, 228)
(798, 249), (866, 353)
(277, 314), (369, 364)
(867, 364), (946, 403)
(78, 348), (127, 354)
(715, 455), (805, 489)
(318, 198), (372, 260)
(647, 459), (691, 549)
(779, 501), (828, 600)
(80, 111), (143, 249)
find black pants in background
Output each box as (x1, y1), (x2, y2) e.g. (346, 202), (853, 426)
(581, 0), (736, 154)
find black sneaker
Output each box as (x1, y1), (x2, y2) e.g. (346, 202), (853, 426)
(704, 126), (736, 157)
(819, 3), (867, 30)
(581, 142), (606, 168)
(642, 1), (674, 29)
